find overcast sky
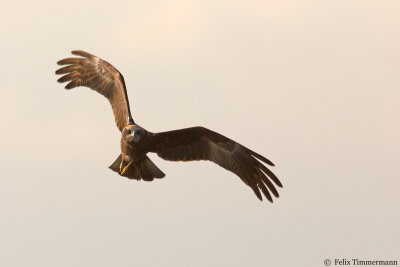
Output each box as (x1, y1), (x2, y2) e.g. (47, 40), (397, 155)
(0, 1), (399, 266)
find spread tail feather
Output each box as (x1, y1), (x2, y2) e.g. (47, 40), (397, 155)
(109, 154), (165, 181)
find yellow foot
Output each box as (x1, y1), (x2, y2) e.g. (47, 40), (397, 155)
(120, 160), (133, 175)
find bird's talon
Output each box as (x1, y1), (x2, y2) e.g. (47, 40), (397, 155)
(120, 160), (133, 175)
(119, 162), (124, 174)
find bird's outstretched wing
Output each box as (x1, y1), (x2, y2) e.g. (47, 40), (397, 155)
(56, 50), (134, 131)
(150, 127), (282, 202)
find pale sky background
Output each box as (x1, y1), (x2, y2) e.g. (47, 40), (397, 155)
(0, 1), (399, 266)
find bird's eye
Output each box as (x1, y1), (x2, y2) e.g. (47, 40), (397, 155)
(126, 129), (131, 134)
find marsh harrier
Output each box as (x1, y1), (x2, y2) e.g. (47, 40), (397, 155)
(56, 50), (282, 202)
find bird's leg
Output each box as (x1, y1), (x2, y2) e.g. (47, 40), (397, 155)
(120, 160), (134, 175)
(119, 162), (124, 174)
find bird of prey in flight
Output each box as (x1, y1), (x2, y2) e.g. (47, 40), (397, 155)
(56, 50), (282, 202)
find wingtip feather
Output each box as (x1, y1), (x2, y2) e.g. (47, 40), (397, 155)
(257, 161), (283, 188)
(71, 50), (94, 58)
(258, 181), (273, 202)
(246, 147), (275, 166)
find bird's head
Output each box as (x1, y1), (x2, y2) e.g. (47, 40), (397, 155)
(122, 124), (146, 144)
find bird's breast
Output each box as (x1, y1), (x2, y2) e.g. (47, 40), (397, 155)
(121, 139), (146, 161)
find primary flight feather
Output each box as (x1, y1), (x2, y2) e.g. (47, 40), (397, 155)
(56, 50), (282, 202)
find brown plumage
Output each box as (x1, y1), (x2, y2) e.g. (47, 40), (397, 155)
(56, 50), (282, 202)
(56, 50), (134, 131)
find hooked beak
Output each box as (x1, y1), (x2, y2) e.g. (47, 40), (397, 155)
(128, 131), (140, 143)
(126, 131), (134, 142)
